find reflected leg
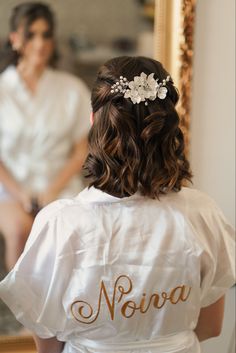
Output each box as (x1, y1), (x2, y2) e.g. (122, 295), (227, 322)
(0, 201), (34, 271)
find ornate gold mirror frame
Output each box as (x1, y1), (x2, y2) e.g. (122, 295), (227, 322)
(154, 0), (196, 152)
(0, 1), (196, 351)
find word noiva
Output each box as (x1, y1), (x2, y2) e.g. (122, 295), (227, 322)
(71, 275), (191, 324)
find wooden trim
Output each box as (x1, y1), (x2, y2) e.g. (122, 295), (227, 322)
(0, 335), (36, 352)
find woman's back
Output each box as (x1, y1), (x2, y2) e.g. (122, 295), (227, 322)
(62, 187), (233, 352)
(1, 186), (233, 352)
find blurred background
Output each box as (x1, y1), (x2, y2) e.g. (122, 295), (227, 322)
(0, 0), (155, 89)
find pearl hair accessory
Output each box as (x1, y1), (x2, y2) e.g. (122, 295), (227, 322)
(110, 72), (171, 105)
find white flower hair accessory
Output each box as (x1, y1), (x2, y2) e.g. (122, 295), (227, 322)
(110, 72), (171, 105)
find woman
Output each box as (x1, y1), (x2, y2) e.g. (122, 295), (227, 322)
(0, 2), (91, 270)
(0, 56), (235, 353)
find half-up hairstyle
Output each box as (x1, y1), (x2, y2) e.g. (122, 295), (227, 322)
(84, 56), (192, 198)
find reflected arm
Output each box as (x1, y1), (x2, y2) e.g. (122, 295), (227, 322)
(0, 161), (32, 211)
(48, 136), (88, 193)
(37, 136), (88, 206)
(0, 161), (23, 199)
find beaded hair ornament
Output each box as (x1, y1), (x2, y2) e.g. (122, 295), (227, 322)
(110, 72), (171, 106)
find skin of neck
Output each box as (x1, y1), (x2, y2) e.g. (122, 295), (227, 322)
(16, 58), (48, 93)
(17, 58), (47, 79)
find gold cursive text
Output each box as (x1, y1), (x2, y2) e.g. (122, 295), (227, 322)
(71, 275), (191, 324)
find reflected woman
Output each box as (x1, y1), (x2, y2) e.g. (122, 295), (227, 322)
(0, 2), (91, 270)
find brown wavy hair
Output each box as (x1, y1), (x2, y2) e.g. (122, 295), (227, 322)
(84, 56), (192, 198)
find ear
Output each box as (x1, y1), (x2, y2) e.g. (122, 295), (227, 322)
(9, 31), (22, 51)
(90, 112), (94, 125)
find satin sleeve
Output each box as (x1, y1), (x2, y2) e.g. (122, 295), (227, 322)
(199, 202), (235, 307)
(0, 200), (72, 338)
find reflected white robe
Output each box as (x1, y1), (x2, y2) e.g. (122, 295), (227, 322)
(0, 186), (235, 353)
(0, 66), (91, 198)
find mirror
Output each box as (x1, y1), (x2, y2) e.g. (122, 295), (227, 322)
(0, 0), (194, 349)
(0, 0), (155, 340)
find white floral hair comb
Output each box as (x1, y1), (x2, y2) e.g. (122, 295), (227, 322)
(110, 72), (171, 105)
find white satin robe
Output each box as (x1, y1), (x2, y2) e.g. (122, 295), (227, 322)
(0, 66), (91, 198)
(0, 186), (235, 353)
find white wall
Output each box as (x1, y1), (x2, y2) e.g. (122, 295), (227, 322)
(190, 0), (235, 227)
(190, 1), (235, 352)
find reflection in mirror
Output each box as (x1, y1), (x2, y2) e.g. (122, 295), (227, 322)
(0, 0), (155, 339)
